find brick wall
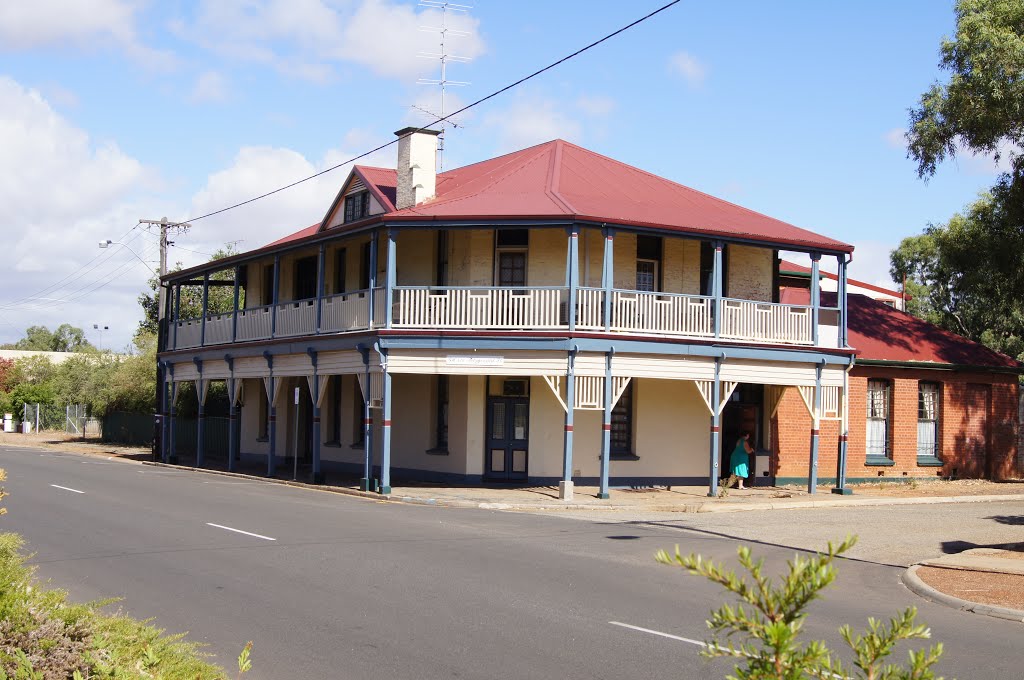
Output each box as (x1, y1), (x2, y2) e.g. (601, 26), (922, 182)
(774, 366), (1020, 482)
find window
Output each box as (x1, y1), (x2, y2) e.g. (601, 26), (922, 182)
(435, 230), (448, 287)
(334, 248), (347, 294)
(866, 379), (891, 458)
(918, 382), (940, 459)
(257, 386), (269, 440)
(329, 376), (341, 443)
(293, 256), (317, 300)
(435, 375), (449, 450)
(360, 242), (372, 290)
(610, 381), (634, 458)
(343, 191), (370, 223)
(636, 235), (662, 292)
(699, 242), (729, 297)
(495, 229), (528, 288)
(352, 378), (365, 446)
(261, 263), (274, 306)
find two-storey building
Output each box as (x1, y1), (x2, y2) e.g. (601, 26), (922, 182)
(157, 128), (856, 499)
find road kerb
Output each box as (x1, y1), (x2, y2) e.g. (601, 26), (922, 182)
(902, 564), (1024, 623)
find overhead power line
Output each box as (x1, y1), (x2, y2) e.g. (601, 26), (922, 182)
(181, 0), (682, 225)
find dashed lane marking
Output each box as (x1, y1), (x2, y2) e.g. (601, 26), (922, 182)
(206, 523), (276, 541)
(50, 484), (85, 494)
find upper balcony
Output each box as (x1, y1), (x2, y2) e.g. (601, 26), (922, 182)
(163, 225), (846, 353)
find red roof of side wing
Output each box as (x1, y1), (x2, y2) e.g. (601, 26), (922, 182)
(841, 294), (1020, 369)
(389, 139), (852, 253)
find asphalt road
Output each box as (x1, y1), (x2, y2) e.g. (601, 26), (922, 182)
(2, 445), (1021, 679)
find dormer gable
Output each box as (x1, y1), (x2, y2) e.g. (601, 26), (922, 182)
(320, 165), (397, 231)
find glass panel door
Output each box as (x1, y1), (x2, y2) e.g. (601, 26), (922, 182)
(486, 397), (529, 481)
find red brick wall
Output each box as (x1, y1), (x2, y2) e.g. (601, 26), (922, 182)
(773, 367), (1019, 481)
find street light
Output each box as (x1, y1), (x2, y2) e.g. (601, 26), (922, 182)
(99, 239), (156, 274)
(92, 324), (109, 352)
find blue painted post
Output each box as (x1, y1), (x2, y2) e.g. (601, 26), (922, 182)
(832, 366), (851, 495)
(567, 228), (579, 332)
(200, 272), (209, 346)
(380, 369), (392, 494)
(227, 378), (237, 473)
(173, 285), (181, 349)
(598, 351), (613, 500)
(712, 242), (723, 338)
(837, 255), (848, 347)
(810, 252), (821, 346)
(316, 244), (326, 334)
(808, 363), (822, 494)
(265, 355), (276, 477)
(368, 232), (378, 327)
(168, 371), (178, 465)
(231, 266), (240, 343)
(270, 255), (280, 339)
(602, 230), (614, 331)
(160, 366), (170, 463)
(196, 381), (206, 468)
(707, 358), (722, 497)
(560, 350), (576, 500)
(385, 230), (396, 329)
(360, 348), (374, 491)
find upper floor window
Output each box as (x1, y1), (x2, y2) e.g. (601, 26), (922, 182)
(334, 248), (347, 294)
(866, 379), (891, 458)
(360, 242), (372, 290)
(495, 229), (528, 288)
(699, 242), (729, 297)
(636, 235), (662, 292)
(261, 263), (274, 306)
(344, 191), (370, 223)
(294, 256), (317, 301)
(918, 382), (940, 459)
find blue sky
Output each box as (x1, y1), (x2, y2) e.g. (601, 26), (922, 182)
(0, 0), (1005, 350)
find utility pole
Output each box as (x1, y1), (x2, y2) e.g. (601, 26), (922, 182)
(140, 217), (191, 461)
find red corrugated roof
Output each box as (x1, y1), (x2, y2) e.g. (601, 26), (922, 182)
(384, 139), (852, 252)
(355, 165), (396, 211)
(263, 222), (321, 247)
(780, 259), (907, 300)
(842, 294), (1019, 368)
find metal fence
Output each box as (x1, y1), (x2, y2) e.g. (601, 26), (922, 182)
(100, 411), (230, 459)
(20, 403), (93, 435)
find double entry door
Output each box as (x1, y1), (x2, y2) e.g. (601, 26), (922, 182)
(486, 397), (529, 481)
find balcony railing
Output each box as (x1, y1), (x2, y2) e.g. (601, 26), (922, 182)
(394, 287), (566, 330)
(168, 286), (842, 350)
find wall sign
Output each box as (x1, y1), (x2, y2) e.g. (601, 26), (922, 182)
(446, 355), (505, 367)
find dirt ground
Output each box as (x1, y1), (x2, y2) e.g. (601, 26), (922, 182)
(917, 564), (1024, 611)
(0, 431), (152, 460)
(826, 478), (1024, 498)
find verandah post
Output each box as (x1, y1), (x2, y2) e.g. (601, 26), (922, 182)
(195, 361), (205, 468)
(707, 357), (722, 497)
(559, 349), (577, 501)
(566, 226), (579, 332)
(601, 228), (614, 331)
(380, 366), (392, 494)
(270, 255), (280, 339)
(808, 362), (823, 494)
(265, 353), (276, 477)
(231, 265), (240, 343)
(315, 243), (326, 334)
(598, 350), (613, 500)
(712, 241), (723, 338)
(199, 272), (209, 347)
(359, 346), (374, 491)
(810, 252), (821, 346)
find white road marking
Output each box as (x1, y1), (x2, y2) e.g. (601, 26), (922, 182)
(206, 523), (276, 541)
(50, 484), (84, 494)
(609, 621), (708, 648)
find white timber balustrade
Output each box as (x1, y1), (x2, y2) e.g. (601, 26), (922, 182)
(275, 299), (317, 337)
(394, 287), (566, 330)
(203, 314), (233, 345)
(321, 291), (372, 333)
(236, 305), (273, 341)
(575, 288), (605, 330)
(173, 319), (202, 349)
(610, 290), (714, 336)
(720, 299), (813, 345)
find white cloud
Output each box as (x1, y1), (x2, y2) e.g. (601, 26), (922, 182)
(0, 77), (159, 349)
(179, 134), (392, 260)
(0, 1), (177, 69)
(575, 94), (616, 117)
(190, 71), (229, 104)
(668, 51), (706, 87)
(482, 97), (585, 154)
(176, 0), (485, 83)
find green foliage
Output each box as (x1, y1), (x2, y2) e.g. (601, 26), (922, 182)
(656, 536), (947, 680)
(907, 0), (1024, 181)
(0, 325), (95, 353)
(889, 192), (1024, 361)
(237, 641), (253, 677)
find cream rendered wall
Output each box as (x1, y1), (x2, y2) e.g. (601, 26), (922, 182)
(239, 377), (268, 455)
(321, 374), (364, 464)
(727, 245), (774, 301)
(463, 375), (487, 477)
(663, 238), (701, 295)
(396, 230), (435, 286)
(613, 232), (638, 290)
(527, 376), (567, 478)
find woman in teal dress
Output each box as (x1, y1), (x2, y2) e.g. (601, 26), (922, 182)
(727, 431), (753, 490)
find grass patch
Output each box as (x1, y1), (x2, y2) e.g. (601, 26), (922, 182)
(0, 532), (237, 678)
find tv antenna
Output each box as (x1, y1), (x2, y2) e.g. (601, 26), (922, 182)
(416, 1), (473, 170)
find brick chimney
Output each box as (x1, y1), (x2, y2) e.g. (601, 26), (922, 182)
(394, 127), (440, 210)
